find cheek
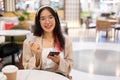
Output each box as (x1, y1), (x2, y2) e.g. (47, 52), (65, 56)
(40, 23), (44, 28)
(53, 20), (56, 27)
(52, 24), (56, 30)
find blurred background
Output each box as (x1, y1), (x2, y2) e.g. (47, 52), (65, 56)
(0, 0), (120, 80)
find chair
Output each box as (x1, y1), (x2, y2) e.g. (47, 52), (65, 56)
(61, 21), (68, 34)
(96, 20), (111, 39)
(0, 58), (3, 68)
(17, 33), (34, 69)
(0, 43), (20, 65)
(85, 17), (96, 37)
(114, 24), (120, 40)
(0, 36), (5, 44)
(5, 24), (30, 49)
(17, 52), (24, 69)
(85, 17), (96, 29)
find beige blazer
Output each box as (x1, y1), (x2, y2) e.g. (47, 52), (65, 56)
(22, 34), (73, 76)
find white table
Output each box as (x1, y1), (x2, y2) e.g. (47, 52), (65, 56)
(0, 36), (5, 44)
(89, 23), (96, 28)
(17, 70), (69, 80)
(0, 30), (31, 36)
(107, 19), (118, 23)
(0, 30), (31, 43)
(107, 19), (118, 26)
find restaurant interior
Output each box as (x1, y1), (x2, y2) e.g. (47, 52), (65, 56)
(0, 0), (120, 80)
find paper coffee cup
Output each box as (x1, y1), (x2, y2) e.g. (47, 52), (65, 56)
(2, 65), (18, 80)
(0, 72), (7, 80)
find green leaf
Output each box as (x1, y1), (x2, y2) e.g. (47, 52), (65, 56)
(18, 16), (25, 21)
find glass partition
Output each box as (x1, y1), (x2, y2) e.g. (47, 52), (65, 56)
(15, 0), (40, 12)
(15, 0), (64, 12)
(15, 0), (65, 19)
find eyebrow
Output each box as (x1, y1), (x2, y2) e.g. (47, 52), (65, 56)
(40, 14), (53, 18)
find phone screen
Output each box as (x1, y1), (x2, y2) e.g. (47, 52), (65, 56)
(49, 52), (60, 56)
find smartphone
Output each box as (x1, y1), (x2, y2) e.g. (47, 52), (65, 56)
(48, 51), (60, 56)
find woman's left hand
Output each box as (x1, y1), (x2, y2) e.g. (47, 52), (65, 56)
(48, 55), (60, 64)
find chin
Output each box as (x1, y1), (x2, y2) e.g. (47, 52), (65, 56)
(45, 28), (54, 32)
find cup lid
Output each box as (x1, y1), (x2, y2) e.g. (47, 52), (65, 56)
(0, 72), (7, 80)
(2, 65), (18, 73)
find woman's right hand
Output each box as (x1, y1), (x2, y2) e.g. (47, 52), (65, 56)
(29, 41), (41, 67)
(29, 41), (40, 54)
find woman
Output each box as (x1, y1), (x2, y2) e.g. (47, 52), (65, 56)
(22, 5), (73, 79)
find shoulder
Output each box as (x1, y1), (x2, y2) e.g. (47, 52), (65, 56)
(63, 34), (72, 45)
(63, 34), (69, 39)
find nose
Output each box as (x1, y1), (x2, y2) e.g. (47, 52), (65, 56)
(45, 18), (50, 23)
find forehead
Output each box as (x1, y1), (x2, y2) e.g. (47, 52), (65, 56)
(40, 9), (52, 17)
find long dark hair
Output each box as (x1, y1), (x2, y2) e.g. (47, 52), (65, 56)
(34, 6), (65, 50)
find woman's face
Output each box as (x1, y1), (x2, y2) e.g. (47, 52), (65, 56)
(39, 9), (55, 33)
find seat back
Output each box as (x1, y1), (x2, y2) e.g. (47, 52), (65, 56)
(96, 20), (111, 31)
(17, 52), (24, 69)
(5, 25), (30, 49)
(0, 43), (20, 65)
(0, 43), (19, 58)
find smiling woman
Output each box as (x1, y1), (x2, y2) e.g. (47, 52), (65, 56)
(22, 5), (73, 80)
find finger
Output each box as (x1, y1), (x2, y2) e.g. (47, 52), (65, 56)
(54, 55), (58, 57)
(37, 47), (40, 50)
(30, 42), (38, 49)
(49, 56), (55, 60)
(29, 41), (34, 46)
(54, 55), (60, 59)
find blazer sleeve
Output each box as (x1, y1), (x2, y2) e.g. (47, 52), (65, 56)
(57, 35), (73, 76)
(22, 39), (40, 69)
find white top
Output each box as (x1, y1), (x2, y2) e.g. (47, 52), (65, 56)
(41, 48), (63, 70)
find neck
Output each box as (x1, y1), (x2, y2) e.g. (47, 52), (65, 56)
(42, 32), (55, 48)
(43, 32), (54, 40)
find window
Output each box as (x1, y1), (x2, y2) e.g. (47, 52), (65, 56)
(50, 0), (64, 10)
(15, 0), (65, 19)
(15, 0), (64, 12)
(16, 0), (40, 12)
(0, 0), (4, 12)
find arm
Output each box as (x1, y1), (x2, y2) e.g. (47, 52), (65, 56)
(57, 36), (73, 76)
(29, 41), (41, 67)
(22, 39), (41, 69)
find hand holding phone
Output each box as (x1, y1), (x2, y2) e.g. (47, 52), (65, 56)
(48, 51), (60, 56)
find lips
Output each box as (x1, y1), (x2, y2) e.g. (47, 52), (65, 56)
(45, 25), (52, 29)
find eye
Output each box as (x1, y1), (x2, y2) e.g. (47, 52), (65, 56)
(40, 17), (45, 21)
(49, 16), (54, 19)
